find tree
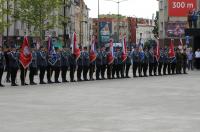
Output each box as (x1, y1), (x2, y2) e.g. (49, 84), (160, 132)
(152, 11), (159, 39)
(14, 0), (66, 41)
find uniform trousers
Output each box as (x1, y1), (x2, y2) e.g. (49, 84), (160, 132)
(29, 67), (37, 83)
(61, 66), (68, 82)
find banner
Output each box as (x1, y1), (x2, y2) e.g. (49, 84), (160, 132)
(168, 0), (197, 17)
(19, 36), (32, 69)
(99, 22), (112, 44)
(107, 39), (114, 65)
(122, 36), (127, 62)
(165, 22), (187, 37)
(90, 36), (96, 63)
(72, 32), (80, 59)
(169, 39), (175, 58)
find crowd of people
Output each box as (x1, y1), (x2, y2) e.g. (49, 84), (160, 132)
(0, 42), (194, 87)
(188, 9), (199, 29)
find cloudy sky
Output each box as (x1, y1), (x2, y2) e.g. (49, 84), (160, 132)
(84, 0), (159, 19)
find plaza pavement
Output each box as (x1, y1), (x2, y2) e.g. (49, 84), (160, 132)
(0, 70), (200, 132)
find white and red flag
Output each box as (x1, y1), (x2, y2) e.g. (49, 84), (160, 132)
(72, 32), (80, 59)
(90, 35), (96, 63)
(169, 39), (175, 58)
(155, 38), (160, 62)
(107, 38), (114, 65)
(19, 36), (32, 69)
(122, 35), (127, 62)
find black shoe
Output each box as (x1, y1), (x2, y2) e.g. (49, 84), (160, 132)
(70, 80), (76, 82)
(0, 84), (5, 87)
(11, 83), (18, 86)
(133, 75), (137, 77)
(21, 83), (28, 86)
(40, 82), (46, 84)
(55, 81), (61, 83)
(62, 80), (68, 83)
(48, 81), (53, 84)
(30, 82), (37, 85)
(6, 80), (11, 83)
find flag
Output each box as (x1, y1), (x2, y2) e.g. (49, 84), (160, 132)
(72, 32), (80, 59)
(48, 36), (57, 65)
(155, 39), (160, 62)
(107, 39), (114, 65)
(169, 39), (175, 58)
(90, 36), (96, 63)
(19, 36), (32, 69)
(122, 36), (127, 62)
(178, 38), (183, 52)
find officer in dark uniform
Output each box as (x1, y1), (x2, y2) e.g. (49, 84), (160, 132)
(131, 47), (139, 77)
(153, 48), (158, 76)
(170, 52), (177, 75)
(37, 46), (48, 84)
(101, 47), (107, 79)
(8, 45), (19, 86)
(54, 47), (61, 83)
(107, 47), (113, 79)
(176, 49), (182, 74)
(61, 46), (70, 82)
(0, 46), (5, 87)
(158, 48), (164, 76)
(29, 44), (37, 85)
(143, 47), (149, 77)
(96, 48), (102, 80)
(148, 47), (154, 76)
(112, 49), (118, 79)
(77, 47), (83, 81)
(125, 47), (131, 78)
(138, 47), (145, 77)
(82, 46), (90, 81)
(117, 47), (124, 78)
(89, 48), (96, 81)
(163, 48), (168, 75)
(69, 48), (77, 82)
(4, 45), (11, 83)
(182, 49), (187, 74)
(47, 48), (54, 84)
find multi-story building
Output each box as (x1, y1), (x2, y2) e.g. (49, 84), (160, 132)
(158, 0), (200, 47)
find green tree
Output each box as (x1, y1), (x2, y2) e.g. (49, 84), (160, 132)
(14, 0), (66, 41)
(152, 11), (159, 39)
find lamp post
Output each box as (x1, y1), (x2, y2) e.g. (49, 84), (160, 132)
(105, 0), (128, 42)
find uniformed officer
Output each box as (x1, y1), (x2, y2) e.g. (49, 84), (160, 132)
(47, 47), (54, 84)
(158, 48), (164, 76)
(37, 46), (48, 84)
(125, 47), (131, 78)
(131, 47), (139, 77)
(89, 48), (96, 81)
(54, 47), (61, 83)
(143, 47), (149, 77)
(82, 46), (90, 81)
(69, 48), (77, 82)
(107, 47), (113, 79)
(112, 49), (118, 79)
(182, 49), (187, 74)
(176, 49), (182, 74)
(138, 47), (145, 77)
(29, 44), (37, 85)
(8, 45), (19, 86)
(0, 46), (5, 87)
(170, 50), (177, 74)
(148, 47), (154, 76)
(4, 45), (11, 83)
(163, 48), (168, 75)
(77, 47), (83, 81)
(61, 46), (70, 82)
(101, 46), (107, 80)
(96, 48), (102, 80)
(117, 47), (124, 78)
(153, 48), (158, 76)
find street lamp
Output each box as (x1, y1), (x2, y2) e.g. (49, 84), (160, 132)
(105, 0), (129, 42)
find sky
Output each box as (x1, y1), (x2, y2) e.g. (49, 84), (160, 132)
(84, 0), (159, 19)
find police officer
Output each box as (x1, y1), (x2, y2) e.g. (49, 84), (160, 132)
(163, 48), (168, 75)
(29, 44), (37, 85)
(82, 46), (90, 81)
(112, 48), (118, 79)
(8, 45), (19, 86)
(37, 46), (47, 84)
(89, 49), (96, 81)
(148, 47), (154, 76)
(176, 49), (182, 74)
(0, 46), (5, 87)
(69, 48), (77, 82)
(107, 47), (113, 79)
(77, 47), (83, 81)
(153, 48), (158, 76)
(117, 47), (124, 78)
(131, 47), (139, 77)
(47, 48), (54, 84)
(125, 47), (131, 78)
(182, 49), (187, 74)
(170, 52), (177, 75)
(4, 45), (11, 83)
(158, 48), (164, 76)
(143, 47), (149, 77)
(96, 48), (102, 80)
(101, 47), (107, 80)
(61, 46), (70, 82)
(138, 47), (145, 77)
(54, 47), (61, 83)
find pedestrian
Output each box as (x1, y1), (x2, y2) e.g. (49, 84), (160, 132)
(187, 49), (193, 70)
(188, 10), (193, 28)
(158, 48), (164, 76)
(61, 46), (70, 82)
(8, 45), (19, 86)
(37, 46), (47, 84)
(101, 46), (107, 79)
(69, 48), (77, 82)
(4, 45), (11, 83)
(82, 46), (90, 81)
(0, 46), (5, 87)
(125, 47), (131, 78)
(182, 49), (187, 74)
(192, 9), (198, 28)
(163, 48), (168, 75)
(77, 47), (83, 81)
(131, 47), (139, 77)
(148, 47), (154, 76)
(29, 44), (38, 85)
(96, 48), (102, 80)
(143, 47), (149, 77)
(138, 47), (144, 77)
(195, 49), (200, 69)
(54, 47), (61, 83)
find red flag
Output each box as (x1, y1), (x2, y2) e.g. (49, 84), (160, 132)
(107, 39), (114, 65)
(72, 32), (80, 59)
(19, 36), (32, 69)
(155, 39), (160, 62)
(122, 36), (127, 62)
(90, 36), (96, 63)
(169, 39), (175, 58)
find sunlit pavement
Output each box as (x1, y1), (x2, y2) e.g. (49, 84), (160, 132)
(0, 70), (200, 132)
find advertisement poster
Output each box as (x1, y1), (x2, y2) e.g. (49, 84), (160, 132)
(168, 0), (197, 17)
(165, 22), (188, 37)
(99, 22), (112, 44)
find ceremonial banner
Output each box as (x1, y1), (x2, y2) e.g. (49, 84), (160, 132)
(122, 36), (127, 62)
(169, 39), (175, 58)
(72, 32), (80, 59)
(107, 39), (114, 65)
(90, 36), (96, 63)
(48, 37), (57, 66)
(155, 39), (160, 62)
(19, 36), (32, 68)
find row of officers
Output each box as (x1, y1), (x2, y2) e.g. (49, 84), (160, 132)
(0, 45), (187, 87)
